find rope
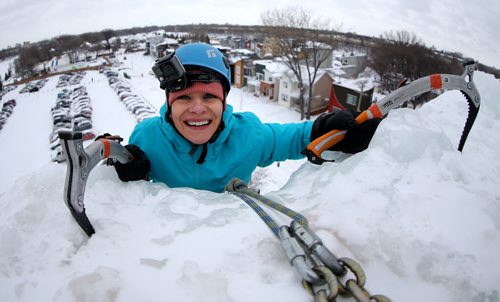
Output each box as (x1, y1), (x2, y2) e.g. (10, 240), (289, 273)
(233, 191), (281, 237)
(224, 178), (392, 302)
(225, 178), (308, 237)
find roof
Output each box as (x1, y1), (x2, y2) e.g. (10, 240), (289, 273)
(334, 77), (375, 92)
(254, 59), (289, 76)
(157, 38), (178, 46)
(230, 49), (254, 55)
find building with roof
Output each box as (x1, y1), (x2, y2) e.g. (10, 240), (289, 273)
(329, 77), (375, 112)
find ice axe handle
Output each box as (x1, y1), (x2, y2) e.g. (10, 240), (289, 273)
(95, 138), (134, 164)
(302, 105), (383, 165)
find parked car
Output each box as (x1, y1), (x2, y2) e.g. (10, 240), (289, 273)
(51, 146), (65, 163)
(74, 120), (92, 131)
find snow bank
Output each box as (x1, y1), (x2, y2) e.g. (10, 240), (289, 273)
(1, 58), (499, 301)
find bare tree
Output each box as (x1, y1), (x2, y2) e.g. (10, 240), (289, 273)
(261, 6), (337, 120)
(371, 30), (461, 93)
(56, 35), (83, 64)
(14, 45), (43, 78)
(4, 68), (13, 81)
(383, 30), (423, 46)
(111, 37), (122, 52)
(355, 79), (369, 111)
(101, 29), (115, 50)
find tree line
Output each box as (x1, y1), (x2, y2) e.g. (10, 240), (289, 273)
(9, 29), (123, 79)
(2, 15), (498, 102)
(370, 30), (464, 93)
(4, 27), (214, 81)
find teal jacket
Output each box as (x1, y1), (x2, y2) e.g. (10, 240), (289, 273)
(129, 104), (313, 192)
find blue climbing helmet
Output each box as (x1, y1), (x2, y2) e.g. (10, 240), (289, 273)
(175, 43), (231, 94)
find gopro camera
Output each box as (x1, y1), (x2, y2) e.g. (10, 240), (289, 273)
(151, 52), (186, 91)
(152, 51), (224, 93)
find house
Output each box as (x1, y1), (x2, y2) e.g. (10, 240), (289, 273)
(278, 70), (333, 114)
(216, 46), (231, 55)
(252, 60), (289, 100)
(226, 36), (245, 49)
(308, 72), (336, 114)
(228, 49), (260, 88)
(329, 77), (374, 112)
(338, 53), (368, 78)
(153, 38), (179, 58)
(145, 36), (163, 56)
(277, 70), (301, 109)
(229, 54), (256, 89)
(244, 39), (257, 51)
(254, 43), (266, 58)
(145, 36), (179, 58)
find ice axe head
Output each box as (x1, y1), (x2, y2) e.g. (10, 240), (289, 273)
(59, 131), (133, 237)
(456, 60), (480, 151)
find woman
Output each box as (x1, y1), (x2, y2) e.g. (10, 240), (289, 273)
(111, 43), (379, 192)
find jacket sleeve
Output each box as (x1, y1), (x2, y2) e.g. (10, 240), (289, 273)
(258, 121), (314, 167)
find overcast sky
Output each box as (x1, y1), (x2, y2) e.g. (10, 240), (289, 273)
(1, 0), (499, 68)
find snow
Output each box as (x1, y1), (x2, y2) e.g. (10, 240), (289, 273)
(1, 51), (500, 302)
(254, 59), (289, 75)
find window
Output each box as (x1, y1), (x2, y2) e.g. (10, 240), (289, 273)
(244, 68), (253, 76)
(283, 81), (288, 89)
(346, 94), (357, 106)
(281, 94), (289, 102)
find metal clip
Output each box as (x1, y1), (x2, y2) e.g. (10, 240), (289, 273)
(290, 220), (347, 276)
(278, 226), (321, 284)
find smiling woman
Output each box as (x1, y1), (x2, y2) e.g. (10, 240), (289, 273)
(169, 83), (225, 145)
(101, 42), (380, 192)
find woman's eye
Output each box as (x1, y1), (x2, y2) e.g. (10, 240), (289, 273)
(177, 95), (191, 101)
(204, 93), (218, 100)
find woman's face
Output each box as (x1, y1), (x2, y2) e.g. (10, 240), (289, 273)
(170, 91), (223, 145)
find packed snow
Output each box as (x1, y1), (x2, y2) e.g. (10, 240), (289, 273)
(1, 51), (500, 302)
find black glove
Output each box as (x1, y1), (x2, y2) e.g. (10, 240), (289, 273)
(311, 110), (380, 154)
(95, 133), (124, 142)
(114, 144), (151, 182)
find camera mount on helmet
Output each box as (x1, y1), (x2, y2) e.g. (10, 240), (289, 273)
(152, 52), (186, 91)
(152, 52), (223, 93)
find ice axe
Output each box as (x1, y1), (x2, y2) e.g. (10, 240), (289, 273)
(58, 131), (133, 237)
(302, 60), (481, 165)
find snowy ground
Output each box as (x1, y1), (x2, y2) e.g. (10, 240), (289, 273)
(1, 52), (500, 302)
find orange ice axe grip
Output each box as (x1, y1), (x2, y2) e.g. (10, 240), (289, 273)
(304, 104), (384, 164)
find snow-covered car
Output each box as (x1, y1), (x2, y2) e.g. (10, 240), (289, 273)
(134, 107), (157, 115)
(136, 112), (158, 123)
(50, 146), (65, 163)
(74, 120), (92, 131)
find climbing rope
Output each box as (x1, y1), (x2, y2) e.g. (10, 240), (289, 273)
(225, 178), (392, 302)
(225, 178), (307, 237)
